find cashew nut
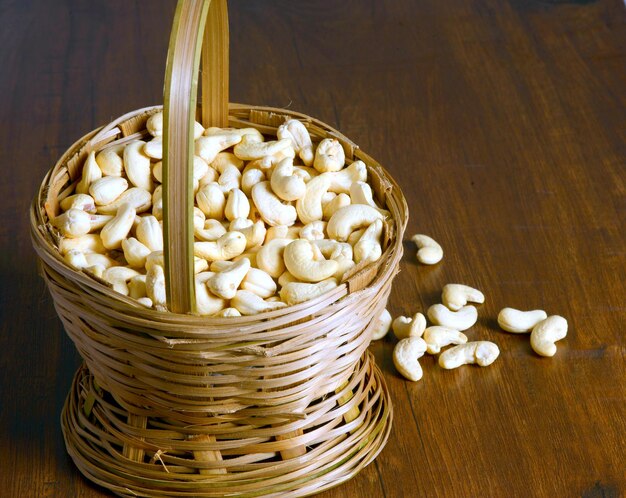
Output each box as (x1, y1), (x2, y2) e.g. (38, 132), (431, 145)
(135, 215), (163, 252)
(231, 219), (266, 249)
(313, 138), (345, 173)
(213, 307), (241, 317)
(411, 234), (443, 265)
(122, 237), (151, 268)
(295, 173), (333, 224)
(128, 275), (147, 299)
(217, 164), (242, 193)
(349, 181), (388, 216)
(204, 126), (263, 143)
(59, 234), (105, 255)
(95, 144), (125, 177)
(354, 219), (383, 264)
(124, 140), (153, 192)
(327, 204), (385, 242)
(530, 316), (568, 357)
(101, 266), (140, 296)
(328, 160), (367, 194)
(256, 238), (291, 278)
(442, 284), (485, 311)
(270, 158), (306, 201)
(393, 337), (428, 381)
(265, 225), (300, 243)
(283, 239), (339, 283)
(206, 258), (250, 299)
(196, 182), (226, 220)
(277, 119), (314, 166)
(146, 111), (163, 137)
(497, 308), (548, 333)
(371, 309), (392, 340)
(194, 232), (247, 261)
(279, 278), (338, 305)
(438, 341), (500, 369)
(210, 152), (244, 173)
(144, 136), (162, 160)
(231, 290), (287, 315)
(224, 188), (250, 221)
(194, 272), (227, 316)
(195, 133), (242, 164)
(311, 239), (354, 280)
(193, 208), (227, 241)
(100, 203), (136, 250)
(299, 220), (326, 241)
(146, 264), (167, 311)
(52, 209), (96, 238)
(323, 192), (351, 220)
(97, 187), (151, 215)
(145, 251), (208, 274)
(251, 181), (297, 227)
(234, 136), (292, 161)
(59, 193), (97, 214)
(88, 176), (128, 206)
(76, 151), (102, 195)
(241, 267), (277, 298)
(427, 304), (478, 331)
(241, 168), (265, 197)
(423, 326), (468, 354)
(392, 313), (427, 340)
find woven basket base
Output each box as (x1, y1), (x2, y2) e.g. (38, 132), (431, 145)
(61, 352), (392, 497)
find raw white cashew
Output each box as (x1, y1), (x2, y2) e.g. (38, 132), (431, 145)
(59, 194), (97, 213)
(427, 304), (478, 331)
(411, 234), (443, 265)
(95, 144), (125, 177)
(97, 187), (151, 215)
(313, 138), (345, 173)
(194, 272), (227, 316)
(530, 316), (568, 357)
(211, 152), (244, 173)
(128, 275), (147, 299)
(241, 267), (277, 298)
(207, 258), (250, 299)
(194, 208), (227, 241)
(197, 164), (219, 192)
(145, 251), (208, 274)
(51, 209), (93, 238)
(233, 220), (266, 249)
(277, 119), (314, 166)
(204, 126), (264, 143)
(438, 341), (500, 369)
(59, 234), (105, 255)
(423, 326), (468, 354)
(100, 203), (136, 250)
(327, 204), (384, 242)
(76, 151), (103, 195)
(64, 250), (89, 270)
(218, 164), (242, 193)
(85, 253), (118, 269)
(393, 337), (428, 382)
(124, 141), (153, 192)
(231, 290), (287, 315)
(323, 193), (351, 220)
(144, 136), (162, 160)
(283, 239), (339, 283)
(347, 228), (366, 246)
(265, 225), (300, 243)
(251, 181), (297, 227)
(234, 136), (292, 161)
(392, 312), (427, 340)
(241, 168), (265, 197)
(293, 166), (318, 182)
(442, 284), (485, 311)
(270, 158), (306, 201)
(136, 297), (153, 309)
(233, 248), (259, 267)
(277, 271), (298, 287)
(89, 177), (128, 206)
(146, 264), (167, 311)
(328, 161), (367, 194)
(299, 221), (326, 241)
(279, 278), (338, 305)
(101, 266), (140, 296)
(311, 239), (354, 280)
(84, 264), (106, 279)
(213, 307), (242, 317)
(151, 187), (163, 220)
(349, 181), (388, 215)
(229, 217), (253, 231)
(196, 182), (226, 219)
(371, 309), (392, 340)
(146, 111), (163, 137)
(354, 219), (383, 264)
(136, 215), (163, 251)
(194, 232), (247, 261)
(256, 238), (291, 278)
(296, 173), (333, 224)
(192, 157), (212, 190)
(224, 188), (250, 221)
(122, 237), (151, 268)
(195, 133), (242, 164)
(497, 308), (548, 333)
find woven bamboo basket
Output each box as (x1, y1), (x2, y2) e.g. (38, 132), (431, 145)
(30, 1), (408, 496)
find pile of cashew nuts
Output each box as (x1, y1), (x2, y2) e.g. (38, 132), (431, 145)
(53, 112), (390, 316)
(373, 235), (569, 381)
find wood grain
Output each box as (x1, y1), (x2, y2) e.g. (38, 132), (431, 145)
(1, 0), (624, 496)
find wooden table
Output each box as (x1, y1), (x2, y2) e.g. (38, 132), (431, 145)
(1, 1), (624, 496)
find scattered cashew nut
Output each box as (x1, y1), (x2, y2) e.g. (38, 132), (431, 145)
(530, 316), (568, 357)
(438, 341), (500, 369)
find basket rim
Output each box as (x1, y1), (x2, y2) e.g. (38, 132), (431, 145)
(31, 103), (409, 332)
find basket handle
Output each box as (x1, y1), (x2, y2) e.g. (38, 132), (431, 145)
(162, 0), (229, 313)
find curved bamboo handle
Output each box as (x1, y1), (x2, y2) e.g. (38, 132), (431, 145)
(162, 0), (229, 314)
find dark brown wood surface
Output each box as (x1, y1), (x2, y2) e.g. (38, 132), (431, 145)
(1, 0), (624, 496)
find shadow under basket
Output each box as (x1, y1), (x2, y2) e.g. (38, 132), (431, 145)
(31, 101), (408, 497)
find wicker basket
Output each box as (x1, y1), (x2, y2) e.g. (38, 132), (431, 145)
(30, 1), (408, 497)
